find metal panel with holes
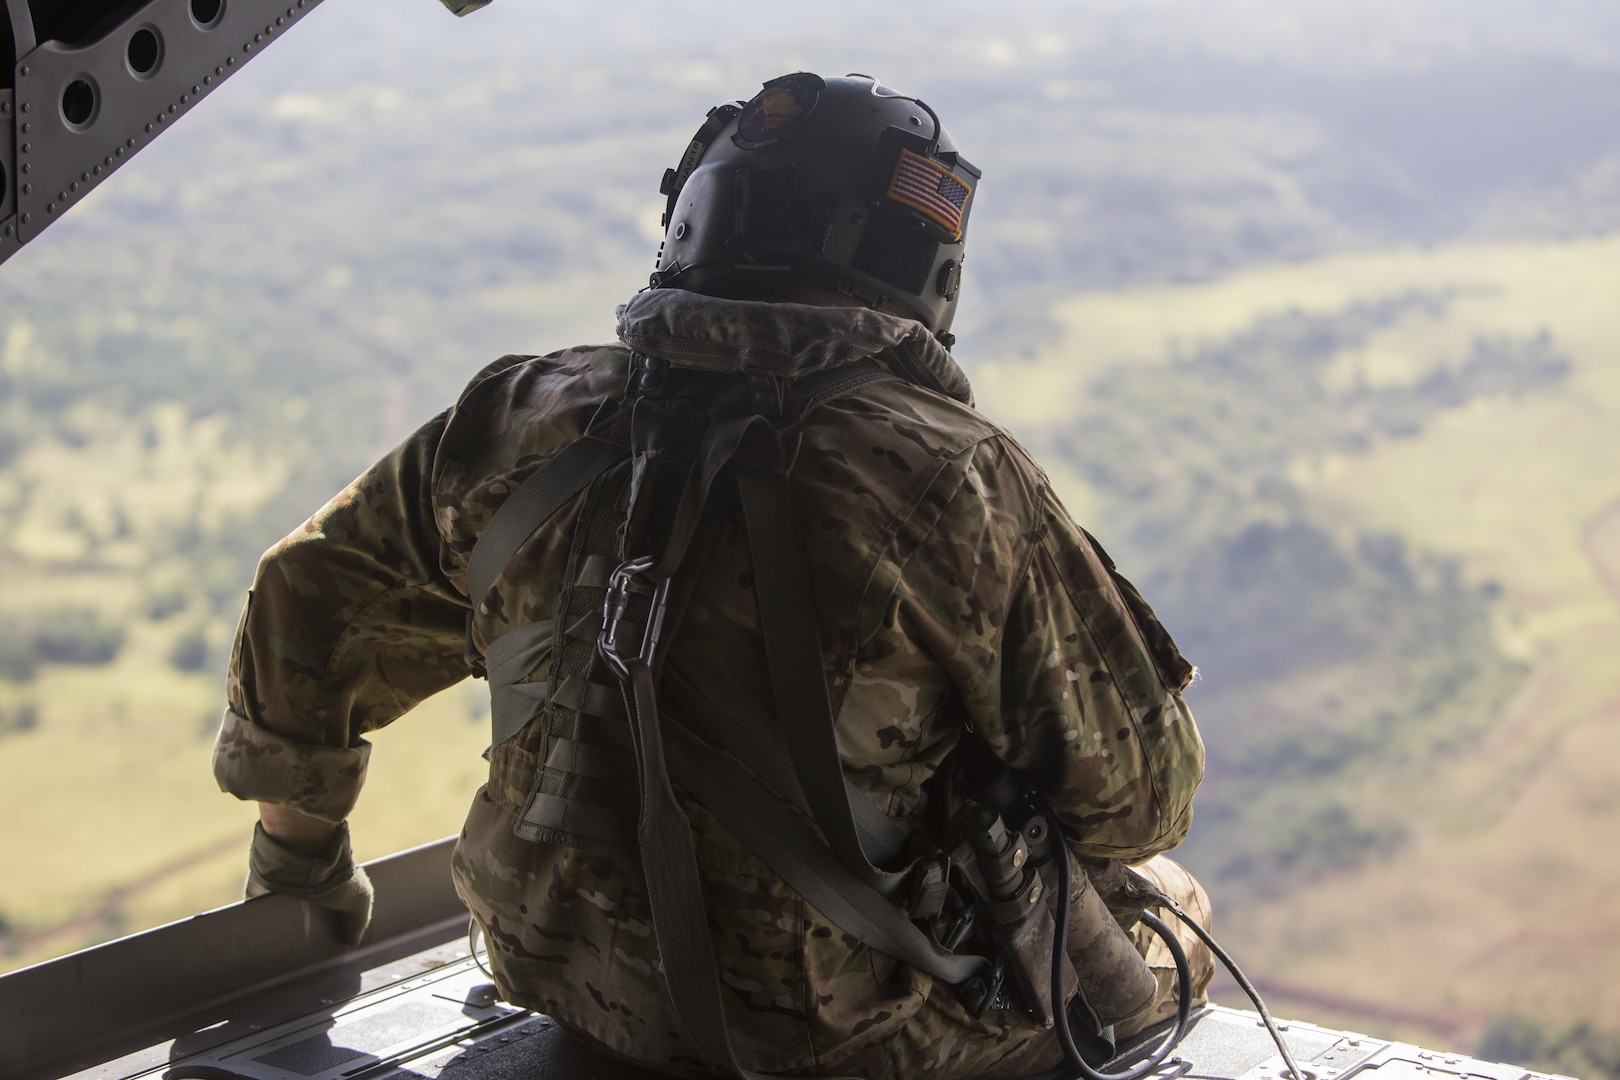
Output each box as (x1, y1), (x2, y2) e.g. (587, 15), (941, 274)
(1, 0), (324, 261)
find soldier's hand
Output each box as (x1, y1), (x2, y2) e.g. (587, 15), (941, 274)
(246, 820), (374, 945)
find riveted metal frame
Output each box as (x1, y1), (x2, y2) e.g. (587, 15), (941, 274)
(0, 0), (325, 262)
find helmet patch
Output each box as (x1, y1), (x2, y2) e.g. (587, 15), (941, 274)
(887, 149), (973, 239)
(732, 72), (824, 151)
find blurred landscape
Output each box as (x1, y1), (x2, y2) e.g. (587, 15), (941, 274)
(2, 1), (1618, 1075)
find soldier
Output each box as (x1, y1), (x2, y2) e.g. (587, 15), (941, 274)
(214, 73), (1213, 1079)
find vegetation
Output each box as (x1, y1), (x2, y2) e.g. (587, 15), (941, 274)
(1025, 296), (1561, 897)
(1480, 1016), (1620, 1080)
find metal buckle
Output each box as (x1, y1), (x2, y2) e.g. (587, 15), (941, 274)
(597, 556), (672, 681)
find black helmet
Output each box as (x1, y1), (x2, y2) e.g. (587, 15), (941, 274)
(653, 73), (981, 337)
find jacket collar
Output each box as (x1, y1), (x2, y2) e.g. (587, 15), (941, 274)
(615, 289), (973, 405)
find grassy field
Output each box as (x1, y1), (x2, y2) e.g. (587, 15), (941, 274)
(976, 234), (1620, 1045)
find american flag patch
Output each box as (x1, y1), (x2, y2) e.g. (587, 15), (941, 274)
(886, 149), (973, 238)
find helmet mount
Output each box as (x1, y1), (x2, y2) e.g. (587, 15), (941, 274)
(652, 73), (981, 338)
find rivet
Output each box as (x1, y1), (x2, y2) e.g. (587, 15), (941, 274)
(19, 64), (29, 77)
(126, 138), (135, 148)
(20, 163), (28, 173)
(80, 172), (89, 182)
(204, 75), (213, 85)
(20, 213), (30, 224)
(46, 203), (55, 213)
(227, 56), (236, 66)
(19, 102), (27, 112)
(20, 183), (30, 195)
(244, 43), (253, 52)
(192, 85), (201, 94)
(0, 101), (8, 116)
(93, 165), (102, 175)
(145, 123), (154, 132)
(168, 104), (177, 113)
(70, 181), (79, 192)
(254, 33), (263, 42)
(276, 16), (286, 25)
(155, 113), (165, 123)
(16, 122), (25, 134)
(215, 66), (224, 75)
(116, 147), (125, 157)
(2, 224), (11, 236)
(180, 94), (190, 104)
(103, 156), (112, 166)
(19, 143), (27, 153)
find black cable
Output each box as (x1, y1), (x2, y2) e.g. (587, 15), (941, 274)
(914, 97), (944, 152)
(1031, 815), (1194, 1080)
(1159, 900), (1306, 1080)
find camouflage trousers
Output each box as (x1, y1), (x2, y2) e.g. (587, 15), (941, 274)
(798, 854), (1216, 1080)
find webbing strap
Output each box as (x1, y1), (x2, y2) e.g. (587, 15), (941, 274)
(623, 659), (780, 1080)
(486, 619), (555, 748)
(523, 793), (635, 847)
(667, 667), (910, 872)
(485, 619), (555, 683)
(544, 736), (635, 782)
(736, 468), (910, 896)
(551, 676), (628, 723)
(466, 437), (628, 607)
(666, 734), (989, 985)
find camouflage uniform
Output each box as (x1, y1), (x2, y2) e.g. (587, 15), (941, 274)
(214, 290), (1208, 1078)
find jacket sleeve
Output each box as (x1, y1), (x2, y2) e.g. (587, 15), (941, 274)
(906, 436), (1204, 862)
(213, 410), (472, 822)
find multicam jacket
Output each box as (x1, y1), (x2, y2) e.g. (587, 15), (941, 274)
(214, 290), (1204, 1079)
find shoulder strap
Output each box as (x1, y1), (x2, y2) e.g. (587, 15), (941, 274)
(736, 466), (914, 895)
(465, 436), (629, 608)
(666, 667), (910, 870)
(664, 732), (988, 984)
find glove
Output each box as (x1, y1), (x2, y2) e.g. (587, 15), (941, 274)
(246, 820), (374, 945)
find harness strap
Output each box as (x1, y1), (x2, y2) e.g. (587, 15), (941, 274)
(544, 736), (635, 782)
(485, 619), (556, 749)
(466, 436), (628, 607)
(736, 467), (911, 896)
(623, 657), (783, 1080)
(667, 666), (911, 873)
(665, 732), (990, 985)
(551, 676), (628, 722)
(522, 793), (635, 848)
